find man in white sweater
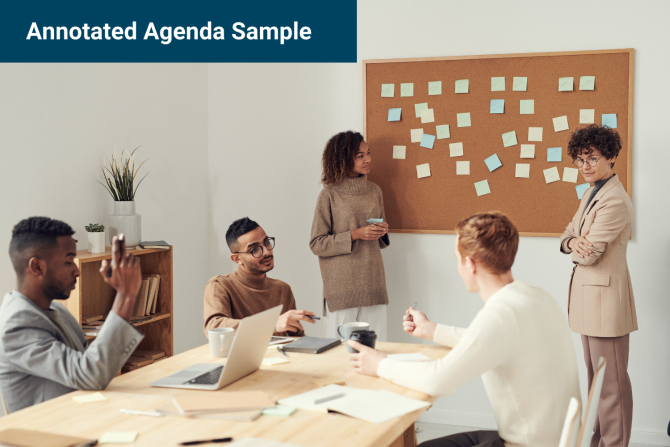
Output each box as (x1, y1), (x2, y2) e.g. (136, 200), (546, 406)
(349, 212), (580, 447)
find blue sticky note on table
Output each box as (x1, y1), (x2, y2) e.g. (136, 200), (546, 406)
(547, 147), (562, 162)
(602, 114), (617, 128)
(484, 154), (502, 172)
(490, 99), (504, 114)
(420, 134), (436, 149)
(575, 183), (590, 200)
(388, 108), (401, 122)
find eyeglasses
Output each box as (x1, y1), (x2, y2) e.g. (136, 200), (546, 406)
(234, 237), (275, 258)
(573, 156), (603, 168)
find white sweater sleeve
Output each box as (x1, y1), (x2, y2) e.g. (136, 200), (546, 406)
(433, 324), (467, 347)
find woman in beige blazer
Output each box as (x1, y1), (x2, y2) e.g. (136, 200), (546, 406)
(560, 124), (637, 447)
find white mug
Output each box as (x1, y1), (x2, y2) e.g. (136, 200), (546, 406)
(208, 328), (234, 358)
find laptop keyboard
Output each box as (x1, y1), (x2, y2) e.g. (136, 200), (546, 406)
(185, 366), (224, 385)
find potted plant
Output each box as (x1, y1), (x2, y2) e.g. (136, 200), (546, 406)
(85, 223), (106, 254)
(97, 147), (148, 248)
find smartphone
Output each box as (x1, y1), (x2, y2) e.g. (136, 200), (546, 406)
(366, 218), (383, 224)
(107, 236), (125, 277)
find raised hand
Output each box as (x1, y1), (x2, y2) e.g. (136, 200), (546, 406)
(403, 307), (437, 341)
(100, 234), (142, 321)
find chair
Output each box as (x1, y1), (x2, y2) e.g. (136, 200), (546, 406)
(576, 357), (607, 447)
(558, 397), (582, 447)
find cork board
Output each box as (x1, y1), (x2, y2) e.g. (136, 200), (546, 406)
(363, 49), (634, 237)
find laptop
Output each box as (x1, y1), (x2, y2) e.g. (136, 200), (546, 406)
(150, 305), (282, 390)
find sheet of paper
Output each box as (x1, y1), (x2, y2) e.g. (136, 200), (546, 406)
(485, 154), (502, 172)
(73, 392), (107, 403)
(455, 79), (469, 93)
(553, 115), (569, 132)
(491, 77), (505, 91)
(414, 102), (428, 118)
(512, 77), (528, 91)
(519, 100), (534, 115)
(547, 147), (562, 162)
(602, 114), (617, 128)
(515, 163), (530, 178)
(490, 99), (504, 114)
(474, 180), (491, 196)
(420, 134), (435, 149)
(416, 163), (431, 178)
(528, 127), (543, 141)
(563, 167), (579, 183)
(580, 109), (595, 124)
(502, 131), (518, 147)
(428, 81), (442, 95)
(387, 108), (401, 122)
(410, 128), (423, 143)
(576, 183), (590, 200)
(381, 84), (394, 98)
(579, 76), (595, 91)
(100, 432), (138, 444)
(277, 384), (376, 413)
(456, 161), (470, 175)
(420, 108), (435, 123)
(393, 146), (406, 159)
(457, 113), (471, 127)
(387, 353), (432, 362)
(543, 167), (560, 184)
(449, 142), (464, 157)
(400, 83), (414, 97)
(263, 358), (289, 366)
(436, 124), (450, 139)
(326, 390), (430, 424)
(558, 77), (574, 91)
(520, 144), (535, 159)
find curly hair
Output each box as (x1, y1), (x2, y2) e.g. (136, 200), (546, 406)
(456, 212), (519, 275)
(567, 124), (622, 166)
(321, 131), (365, 186)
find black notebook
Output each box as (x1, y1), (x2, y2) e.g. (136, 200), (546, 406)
(140, 240), (170, 249)
(282, 336), (341, 354)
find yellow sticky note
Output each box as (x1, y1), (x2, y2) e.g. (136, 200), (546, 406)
(99, 432), (138, 444)
(543, 167), (560, 184)
(579, 76), (595, 91)
(528, 127), (543, 142)
(73, 392), (107, 404)
(410, 128), (423, 143)
(515, 164), (530, 178)
(580, 109), (595, 124)
(502, 131), (518, 147)
(563, 167), (579, 183)
(381, 84), (394, 98)
(558, 77), (574, 91)
(491, 77), (505, 92)
(553, 115), (569, 132)
(420, 108), (435, 124)
(520, 144), (535, 159)
(393, 146), (406, 159)
(428, 81), (442, 95)
(455, 79), (469, 93)
(263, 358), (290, 366)
(456, 161), (470, 175)
(512, 77), (528, 91)
(400, 83), (414, 97)
(449, 142), (464, 157)
(416, 163), (431, 179)
(456, 113), (471, 127)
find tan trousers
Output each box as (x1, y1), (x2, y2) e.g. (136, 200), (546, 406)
(581, 334), (633, 447)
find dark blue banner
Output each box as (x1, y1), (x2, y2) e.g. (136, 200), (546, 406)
(0, 0), (357, 62)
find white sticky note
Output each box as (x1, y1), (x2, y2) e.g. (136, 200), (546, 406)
(100, 432), (138, 444)
(502, 131), (518, 147)
(392, 146), (406, 159)
(457, 113), (471, 127)
(515, 164), (530, 178)
(410, 128), (423, 143)
(563, 167), (579, 183)
(543, 167), (560, 184)
(491, 77), (505, 91)
(553, 115), (569, 132)
(579, 76), (595, 91)
(420, 108), (435, 123)
(436, 124), (450, 139)
(416, 163), (431, 179)
(580, 109), (595, 124)
(428, 81), (442, 95)
(456, 161), (470, 175)
(520, 144), (535, 159)
(263, 358), (290, 366)
(381, 84), (394, 98)
(512, 77), (528, 91)
(400, 83), (414, 97)
(558, 77), (574, 91)
(414, 102), (428, 118)
(528, 127), (543, 142)
(474, 180), (491, 196)
(455, 79), (469, 93)
(73, 392), (107, 404)
(449, 142), (464, 157)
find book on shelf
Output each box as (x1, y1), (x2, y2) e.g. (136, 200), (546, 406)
(133, 349), (166, 360)
(139, 240), (169, 249)
(82, 314), (104, 324)
(144, 274), (160, 315)
(125, 355), (154, 367)
(132, 278), (150, 317)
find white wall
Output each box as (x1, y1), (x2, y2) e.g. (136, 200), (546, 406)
(0, 63), (210, 354)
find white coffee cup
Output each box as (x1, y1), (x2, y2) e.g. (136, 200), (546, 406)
(208, 328), (234, 358)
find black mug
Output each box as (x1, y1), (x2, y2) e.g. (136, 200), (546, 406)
(349, 330), (377, 353)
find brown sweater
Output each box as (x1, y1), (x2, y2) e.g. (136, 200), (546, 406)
(203, 268), (304, 337)
(309, 175), (390, 313)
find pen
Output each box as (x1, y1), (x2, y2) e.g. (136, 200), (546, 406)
(277, 346), (288, 358)
(180, 437), (232, 446)
(314, 393), (345, 404)
(306, 315), (321, 320)
(120, 409), (163, 417)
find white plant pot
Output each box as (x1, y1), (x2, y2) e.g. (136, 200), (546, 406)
(108, 201), (142, 248)
(87, 232), (106, 254)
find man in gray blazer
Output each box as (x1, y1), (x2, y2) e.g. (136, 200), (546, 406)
(0, 217), (144, 412)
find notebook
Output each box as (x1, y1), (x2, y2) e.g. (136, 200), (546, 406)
(172, 391), (274, 415)
(281, 336), (341, 354)
(155, 400), (262, 421)
(0, 429), (96, 447)
(139, 240), (170, 249)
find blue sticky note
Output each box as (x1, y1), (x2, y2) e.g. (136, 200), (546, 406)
(420, 134), (436, 149)
(388, 108), (401, 122)
(485, 154), (502, 172)
(602, 114), (617, 128)
(490, 99), (504, 114)
(576, 183), (590, 200)
(547, 147), (562, 162)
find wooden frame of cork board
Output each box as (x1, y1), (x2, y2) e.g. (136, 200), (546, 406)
(363, 49), (634, 237)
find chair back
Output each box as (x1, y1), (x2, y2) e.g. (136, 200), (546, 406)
(558, 397), (581, 447)
(577, 357), (607, 447)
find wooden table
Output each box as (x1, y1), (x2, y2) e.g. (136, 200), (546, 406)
(0, 342), (450, 446)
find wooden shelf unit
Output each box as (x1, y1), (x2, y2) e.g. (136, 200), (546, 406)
(64, 246), (173, 359)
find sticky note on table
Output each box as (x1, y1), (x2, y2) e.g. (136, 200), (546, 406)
(410, 128), (423, 143)
(515, 163), (530, 178)
(400, 83), (414, 97)
(547, 147), (562, 162)
(580, 109), (595, 124)
(576, 183), (590, 199)
(491, 77), (505, 91)
(263, 358), (290, 366)
(388, 108), (401, 122)
(553, 115), (569, 132)
(416, 163), (431, 179)
(456, 161), (470, 175)
(436, 124), (450, 139)
(543, 167), (560, 184)
(420, 134), (436, 149)
(100, 432), (138, 444)
(512, 77), (528, 91)
(579, 76), (595, 91)
(475, 180), (491, 196)
(393, 146), (406, 159)
(449, 142), (464, 157)
(528, 127), (543, 141)
(520, 144), (535, 159)
(502, 131), (518, 147)
(428, 81), (442, 95)
(490, 99), (504, 114)
(455, 79), (469, 93)
(414, 102), (428, 118)
(262, 405), (297, 417)
(558, 77), (574, 91)
(520, 100), (534, 115)
(563, 167), (579, 183)
(420, 108), (435, 123)
(485, 154), (502, 172)
(457, 113), (471, 127)
(381, 84), (394, 97)
(602, 114), (617, 128)
(73, 392), (107, 403)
